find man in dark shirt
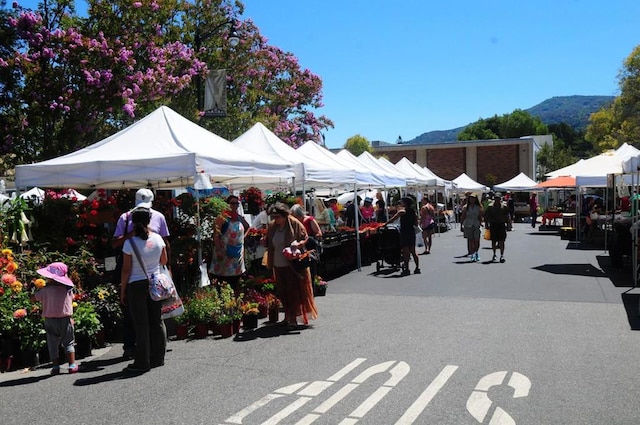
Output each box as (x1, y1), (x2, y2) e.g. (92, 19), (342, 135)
(484, 195), (512, 263)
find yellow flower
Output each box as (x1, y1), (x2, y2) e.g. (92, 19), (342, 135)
(72, 301), (78, 308)
(10, 281), (23, 292)
(34, 278), (46, 289)
(98, 290), (106, 300)
(1, 248), (12, 256)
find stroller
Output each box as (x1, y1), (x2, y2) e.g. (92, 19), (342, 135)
(375, 225), (402, 272)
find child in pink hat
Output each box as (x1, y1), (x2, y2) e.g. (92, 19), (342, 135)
(32, 262), (78, 375)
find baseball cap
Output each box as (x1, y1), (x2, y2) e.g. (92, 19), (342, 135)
(135, 188), (154, 208)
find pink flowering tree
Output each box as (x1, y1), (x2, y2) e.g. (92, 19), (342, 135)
(0, 0), (202, 170)
(0, 0), (333, 174)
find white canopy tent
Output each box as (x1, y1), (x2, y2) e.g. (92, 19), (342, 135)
(395, 157), (446, 188)
(353, 152), (408, 187)
(15, 106), (295, 189)
(493, 172), (539, 191)
(296, 141), (385, 187)
(20, 187), (45, 202)
(452, 173), (489, 192)
(375, 156), (423, 187)
(232, 123), (367, 189)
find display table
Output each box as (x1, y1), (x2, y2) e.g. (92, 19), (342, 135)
(542, 210), (563, 225)
(562, 213), (577, 228)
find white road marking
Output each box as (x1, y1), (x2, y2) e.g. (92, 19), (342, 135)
(261, 396), (311, 425)
(394, 365), (459, 425)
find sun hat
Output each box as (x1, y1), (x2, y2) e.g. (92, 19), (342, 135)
(37, 262), (74, 287)
(135, 188), (154, 209)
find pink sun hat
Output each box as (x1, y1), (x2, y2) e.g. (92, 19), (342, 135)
(37, 262), (74, 287)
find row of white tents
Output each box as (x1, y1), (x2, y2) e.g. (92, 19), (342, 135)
(13, 106), (459, 194)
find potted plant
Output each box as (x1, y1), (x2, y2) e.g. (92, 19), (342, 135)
(314, 275), (328, 296)
(240, 187), (263, 215)
(183, 288), (219, 339)
(72, 301), (103, 358)
(88, 284), (122, 345)
(216, 283), (239, 337)
(241, 302), (259, 329)
(173, 311), (189, 340)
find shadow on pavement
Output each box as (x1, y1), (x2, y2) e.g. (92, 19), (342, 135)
(0, 373), (51, 387)
(532, 263), (607, 277)
(233, 324), (302, 341)
(621, 291), (640, 331)
(596, 255), (633, 287)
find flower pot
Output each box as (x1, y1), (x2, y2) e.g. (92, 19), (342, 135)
(242, 314), (258, 330)
(193, 323), (209, 339)
(315, 285), (327, 297)
(268, 306), (279, 323)
(93, 329), (107, 348)
(75, 336), (92, 359)
(219, 322), (234, 338)
(175, 324), (189, 340)
(258, 305), (268, 319)
(209, 320), (220, 336)
(233, 319), (241, 334)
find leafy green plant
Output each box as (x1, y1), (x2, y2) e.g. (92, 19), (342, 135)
(88, 284), (122, 334)
(183, 287), (220, 325)
(73, 302), (103, 337)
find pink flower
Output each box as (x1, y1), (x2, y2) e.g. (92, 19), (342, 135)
(1, 273), (16, 285)
(13, 309), (27, 319)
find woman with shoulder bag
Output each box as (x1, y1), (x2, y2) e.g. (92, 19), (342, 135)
(120, 207), (167, 374)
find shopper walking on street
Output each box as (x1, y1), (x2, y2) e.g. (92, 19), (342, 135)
(484, 195), (512, 263)
(461, 194), (483, 262)
(385, 197), (420, 275)
(419, 197), (436, 255)
(529, 193), (538, 228)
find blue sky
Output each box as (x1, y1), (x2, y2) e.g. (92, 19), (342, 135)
(11, 1), (640, 149)
(242, 0), (640, 148)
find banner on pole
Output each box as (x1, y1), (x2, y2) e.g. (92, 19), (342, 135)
(204, 69), (227, 117)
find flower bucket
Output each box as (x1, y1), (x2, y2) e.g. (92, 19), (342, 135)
(258, 304), (268, 319)
(175, 324), (189, 340)
(268, 306), (279, 323)
(193, 323), (209, 339)
(315, 285), (327, 297)
(242, 314), (258, 330)
(219, 322), (234, 338)
(233, 319), (241, 334)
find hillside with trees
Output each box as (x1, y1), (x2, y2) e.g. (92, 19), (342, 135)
(407, 95), (614, 144)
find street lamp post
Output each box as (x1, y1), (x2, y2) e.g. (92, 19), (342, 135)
(194, 19), (240, 117)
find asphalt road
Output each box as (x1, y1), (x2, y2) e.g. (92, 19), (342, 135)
(2, 222), (639, 425)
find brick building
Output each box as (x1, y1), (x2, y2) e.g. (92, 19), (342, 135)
(371, 135), (552, 187)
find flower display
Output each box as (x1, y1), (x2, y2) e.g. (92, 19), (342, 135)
(240, 187), (264, 209)
(314, 276), (328, 287)
(12, 308), (27, 319)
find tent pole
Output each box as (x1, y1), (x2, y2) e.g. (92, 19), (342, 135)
(353, 183), (362, 272)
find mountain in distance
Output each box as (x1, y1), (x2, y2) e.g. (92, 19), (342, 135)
(406, 95), (615, 144)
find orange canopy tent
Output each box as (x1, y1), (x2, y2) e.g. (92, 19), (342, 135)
(536, 176), (576, 188)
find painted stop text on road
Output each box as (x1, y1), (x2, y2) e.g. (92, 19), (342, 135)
(220, 358), (531, 424)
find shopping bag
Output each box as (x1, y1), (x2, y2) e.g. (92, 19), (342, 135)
(161, 291), (184, 320)
(483, 228), (491, 240)
(199, 263), (211, 287)
(149, 266), (175, 301)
